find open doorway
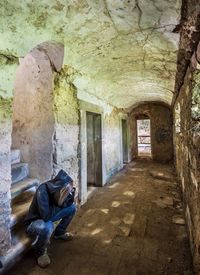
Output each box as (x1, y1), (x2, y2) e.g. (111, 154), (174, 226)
(122, 119), (128, 163)
(137, 119), (152, 157)
(86, 112), (102, 188)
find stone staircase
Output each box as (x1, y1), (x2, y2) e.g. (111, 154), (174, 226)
(0, 150), (40, 274)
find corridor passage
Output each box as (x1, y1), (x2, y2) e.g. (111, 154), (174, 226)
(9, 160), (193, 275)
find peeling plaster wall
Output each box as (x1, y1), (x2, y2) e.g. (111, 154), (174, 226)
(53, 67), (80, 192)
(174, 57), (200, 273)
(104, 109), (125, 180)
(130, 103), (173, 162)
(0, 48), (17, 256)
(0, 98), (12, 254)
(0, 52), (18, 99)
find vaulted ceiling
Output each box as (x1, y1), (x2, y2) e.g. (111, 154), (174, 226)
(0, 0), (181, 108)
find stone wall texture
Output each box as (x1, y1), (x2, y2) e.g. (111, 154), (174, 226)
(0, 98), (12, 254)
(104, 109), (124, 181)
(174, 55), (200, 272)
(173, 1), (200, 271)
(53, 67), (80, 193)
(130, 103), (173, 162)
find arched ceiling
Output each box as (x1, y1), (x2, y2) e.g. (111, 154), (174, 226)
(0, 0), (181, 108)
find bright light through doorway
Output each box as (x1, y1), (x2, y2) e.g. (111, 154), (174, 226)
(137, 119), (152, 157)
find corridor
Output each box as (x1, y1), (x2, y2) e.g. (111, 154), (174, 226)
(8, 160), (192, 275)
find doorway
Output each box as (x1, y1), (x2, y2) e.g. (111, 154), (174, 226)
(122, 119), (128, 163)
(137, 119), (152, 157)
(86, 112), (102, 187)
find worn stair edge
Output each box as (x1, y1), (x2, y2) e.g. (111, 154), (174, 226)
(11, 163), (29, 184)
(11, 178), (39, 199)
(0, 231), (31, 275)
(10, 192), (35, 229)
(11, 150), (21, 165)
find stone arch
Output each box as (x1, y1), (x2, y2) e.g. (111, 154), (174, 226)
(129, 102), (173, 162)
(12, 41), (64, 181)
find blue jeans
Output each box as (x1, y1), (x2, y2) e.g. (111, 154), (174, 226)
(27, 203), (76, 256)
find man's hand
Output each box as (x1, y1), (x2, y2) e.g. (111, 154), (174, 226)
(55, 183), (73, 207)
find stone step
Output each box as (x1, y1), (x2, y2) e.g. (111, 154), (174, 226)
(0, 229), (31, 274)
(10, 191), (34, 229)
(11, 178), (39, 199)
(11, 163), (29, 184)
(11, 150), (21, 165)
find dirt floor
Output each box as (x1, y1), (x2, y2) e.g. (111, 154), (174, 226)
(8, 159), (193, 275)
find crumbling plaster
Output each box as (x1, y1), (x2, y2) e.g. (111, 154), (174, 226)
(53, 66), (80, 189)
(0, 0), (181, 108)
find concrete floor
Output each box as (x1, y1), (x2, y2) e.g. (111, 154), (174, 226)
(8, 160), (193, 275)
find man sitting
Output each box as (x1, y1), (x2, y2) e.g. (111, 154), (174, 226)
(24, 169), (76, 268)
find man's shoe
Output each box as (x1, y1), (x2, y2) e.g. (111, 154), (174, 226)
(37, 249), (51, 268)
(54, 232), (74, 241)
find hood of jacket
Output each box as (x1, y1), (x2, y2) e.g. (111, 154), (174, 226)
(46, 169), (73, 195)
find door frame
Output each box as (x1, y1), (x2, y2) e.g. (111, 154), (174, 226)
(119, 115), (131, 168)
(86, 111), (102, 187)
(136, 118), (152, 158)
(121, 119), (128, 163)
(79, 100), (105, 205)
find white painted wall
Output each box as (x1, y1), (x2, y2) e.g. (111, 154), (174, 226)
(79, 98), (131, 204)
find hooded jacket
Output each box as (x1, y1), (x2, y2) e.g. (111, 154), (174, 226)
(24, 170), (75, 225)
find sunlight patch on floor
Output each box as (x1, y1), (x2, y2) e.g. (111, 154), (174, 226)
(91, 228), (103, 235)
(130, 168), (145, 172)
(123, 213), (135, 225)
(123, 191), (135, 197)
(110, 217), (121, 225)
(87, 222), (94, 227)
(103, 239), (112, 244)
(108, 182), (120, 189)
(101, 208), (109, 214)
(111, 201), (120, 207)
